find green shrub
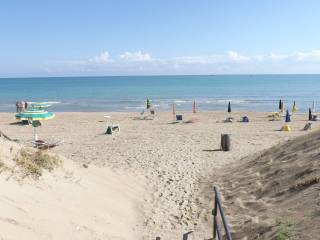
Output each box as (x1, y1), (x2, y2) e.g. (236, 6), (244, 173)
(275, 218), (295, 240)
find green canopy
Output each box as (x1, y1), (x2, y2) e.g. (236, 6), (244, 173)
(15, 108), (55, 121)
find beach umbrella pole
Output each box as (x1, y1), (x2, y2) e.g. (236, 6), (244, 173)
(33, 126), (37, 141)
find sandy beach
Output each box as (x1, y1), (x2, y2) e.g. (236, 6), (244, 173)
(0, 111), (318, 239)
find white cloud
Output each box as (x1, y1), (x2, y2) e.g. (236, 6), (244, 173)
(89, 51), (113, 63)
(291, 50), (320, 61)
(50, 49), (320, 76)
(119, 51), (152, 62)
(226, 51), (250, 62)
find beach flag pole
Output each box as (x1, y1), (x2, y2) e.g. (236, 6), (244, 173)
(193, 100), (196, 113)
(172, 103), (176, 116)
(312, 100), (316, 113)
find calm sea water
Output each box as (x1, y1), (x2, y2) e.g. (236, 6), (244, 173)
(0, 75), (319, 112)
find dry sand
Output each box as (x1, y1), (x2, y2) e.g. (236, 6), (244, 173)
(213, 130), (320, 239)
(0, 111), (318, 239)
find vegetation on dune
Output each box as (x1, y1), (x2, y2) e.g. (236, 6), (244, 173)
(0, 161), (4, 169)
(275, 218), (295, 240)
(14, 149), (61, 178)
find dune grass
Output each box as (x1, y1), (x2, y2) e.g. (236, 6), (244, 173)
(14, 149), (60, 178)
(0, 161), (4, 170)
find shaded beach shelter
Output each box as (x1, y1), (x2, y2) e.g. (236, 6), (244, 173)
(292, 101), (297, 113)
(285, 110), (291, 123)
(146, 98), (151, 109)
(228, 101), (231, 113)
(309, 108), (312, 121)
(15, 108), (55, 140)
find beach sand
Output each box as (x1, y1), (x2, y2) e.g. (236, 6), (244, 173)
(0, 111), (317, 239)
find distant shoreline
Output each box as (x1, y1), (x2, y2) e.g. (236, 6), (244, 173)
(2, 73), (320, 80)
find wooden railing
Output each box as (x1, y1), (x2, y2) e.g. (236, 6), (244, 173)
(155, 186), (233, 239)
(212, 186), (233, 240)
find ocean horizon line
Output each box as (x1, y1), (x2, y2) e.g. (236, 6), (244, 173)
(2, 73), (320, 80)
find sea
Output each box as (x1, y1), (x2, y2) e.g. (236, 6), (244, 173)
(0, 75), (319, 112)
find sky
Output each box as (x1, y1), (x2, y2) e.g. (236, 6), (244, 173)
(1, 0), (320, 77)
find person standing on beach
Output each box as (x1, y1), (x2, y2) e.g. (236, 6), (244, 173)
(24, 101), (28, 110)
(15, 101), (19, 112)
(21, 101), (25, 112)
(18, 101), (23, 112)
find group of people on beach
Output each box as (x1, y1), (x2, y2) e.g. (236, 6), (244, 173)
(15, 100), (28, 113)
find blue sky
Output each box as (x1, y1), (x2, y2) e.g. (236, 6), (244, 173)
(1, 0), (320, 77)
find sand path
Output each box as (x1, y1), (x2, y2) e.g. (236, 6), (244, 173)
(0, 111), (314, 239)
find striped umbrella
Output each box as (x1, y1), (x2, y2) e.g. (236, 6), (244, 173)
(15, 108), (55, 140)
(15, 108), (55, 121)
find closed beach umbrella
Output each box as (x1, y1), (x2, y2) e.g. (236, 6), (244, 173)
(228, 101), (231, 113)
(280, 101), (284, 113)
(309, 108), (312, 121)
(279, 100), (282, 111)
(146, 98), (151, 109)
(285, 110), (291, 123)
(292, 101), (297, 113)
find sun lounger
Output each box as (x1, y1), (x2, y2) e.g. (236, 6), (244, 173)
(268, 112), (280, 118)
(223, 117), (233, 123)
(140, 110), (145, 119)
(139, 109), (155, 120)
(176, 115), (183, 121)
(311, 115), (318, 121)
(303, 123), (312, 131)
(269, 113), (281, 121)
(240, 116), (249, 122)
(32, 139), (63, 149)
(105, 124), (120, 134)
